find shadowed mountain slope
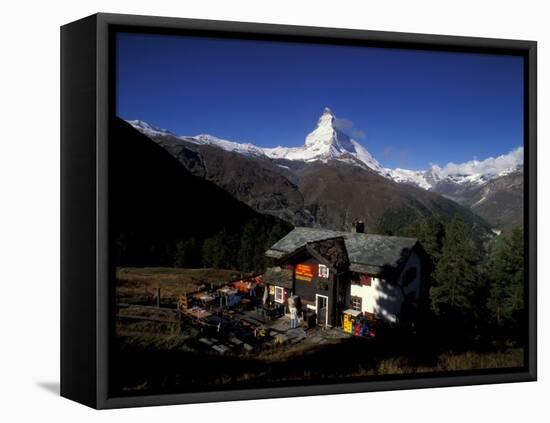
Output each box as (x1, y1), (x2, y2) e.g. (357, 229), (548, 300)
(110, 118), (291, 266)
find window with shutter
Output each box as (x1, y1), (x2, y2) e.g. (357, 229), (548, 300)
(351, 296), (362, 312)
(360, 275), (372, 286)
(318, 264), (330, 278)
(274, 286), (285, 304)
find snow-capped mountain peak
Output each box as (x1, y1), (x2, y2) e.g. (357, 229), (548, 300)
(262, 108), (386, 174)
(126, 120), (173, 137)
(190, 134), (266, 157)
(386, 149), (523, 191)
(304, 107), (355, 153)
(126, 109), (523, 191)
(127, 109), (387, 174)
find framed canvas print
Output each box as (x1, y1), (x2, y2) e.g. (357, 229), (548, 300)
(60, 13), (537, 409)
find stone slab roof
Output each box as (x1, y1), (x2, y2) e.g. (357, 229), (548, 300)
(266, 227), (418, 276)
(306, 237), (350, 272)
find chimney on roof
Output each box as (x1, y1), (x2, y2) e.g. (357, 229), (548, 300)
(352, 219), (365, 234)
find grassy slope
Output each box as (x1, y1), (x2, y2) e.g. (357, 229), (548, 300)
(113, 331), (523, 394)
(116, 267), (239, 306)
(113, 267), (523, 396)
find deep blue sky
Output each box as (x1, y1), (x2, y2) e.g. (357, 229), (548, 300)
(116, 32), (524, 170)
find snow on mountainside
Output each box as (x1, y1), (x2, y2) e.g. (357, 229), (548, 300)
(126, 108), (523, 191)
(385, 147), (523, 190)
(389, 168), (434, 190)
(127, 120), (266, 157)
(128, 108), (390, 175)
(426, 147), (524, 186)
(262, 107), (387, 174)
(187, 134), (266, 157)
(126, 120), (174, 137)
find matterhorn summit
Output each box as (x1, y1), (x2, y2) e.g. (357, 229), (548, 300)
(304, 107), (355, 154)
(263, 108), (386, 174)
(128, 107), (389, 175)
(127, 107), (523, 192)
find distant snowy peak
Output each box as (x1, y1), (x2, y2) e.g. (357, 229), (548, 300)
(304, 107), (355, 153)
(127, 120), (173, 137)
(393, 147), (524, 190)
(263, 107), (385, 173)
(430, 147), (524, 184)
(129, 108), (386, 174)
(126, 110), (523, 191)
(389, 168), (433, 190)
(127, 120), (265, 157)
(189, 134), (266, 157)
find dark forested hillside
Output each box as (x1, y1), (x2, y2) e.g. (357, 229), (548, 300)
(150, 133), (314, 226)
(110, 118), (291, 268)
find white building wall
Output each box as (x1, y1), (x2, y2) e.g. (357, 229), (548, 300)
(350, 251), (422, 323)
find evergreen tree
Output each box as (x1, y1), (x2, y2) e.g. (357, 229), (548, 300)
(238, 220), (260, 272)
(421, 216), (446, 263)
(486, 228), (524, 325)
(237, 219), (290, 273)
(173, 237), (200, 268)
(402, 215), (445, 264)
(431, 216), (479, 315)
(267, 223), (290, 248)
(200, 220), (291, 272)
(201, 235), (220, 268)
(202, 229), (239, 269)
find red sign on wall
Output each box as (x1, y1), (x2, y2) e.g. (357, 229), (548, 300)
(295, 263), (315, 281)
(360, 275), (372, 286)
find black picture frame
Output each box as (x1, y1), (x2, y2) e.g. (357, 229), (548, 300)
(61, 12), (537, 409)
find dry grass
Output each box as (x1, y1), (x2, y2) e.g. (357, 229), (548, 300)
(116, 330), (198, 351)
(359, 348), (524, 376)
(116, 267), (239, 306)
(113, 267), (524, 394)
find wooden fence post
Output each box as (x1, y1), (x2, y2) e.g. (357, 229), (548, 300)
(156, 287), (161, 308)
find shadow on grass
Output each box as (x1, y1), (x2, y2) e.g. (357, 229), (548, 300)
(109, 327), (523, 398)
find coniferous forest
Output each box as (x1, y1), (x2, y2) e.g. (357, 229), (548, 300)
(400, 215), (525, 351)
(174, 219), (291, 273)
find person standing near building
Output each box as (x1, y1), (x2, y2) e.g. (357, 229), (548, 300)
(290, 305), (298, 329)
(248, 280), (255, 298)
